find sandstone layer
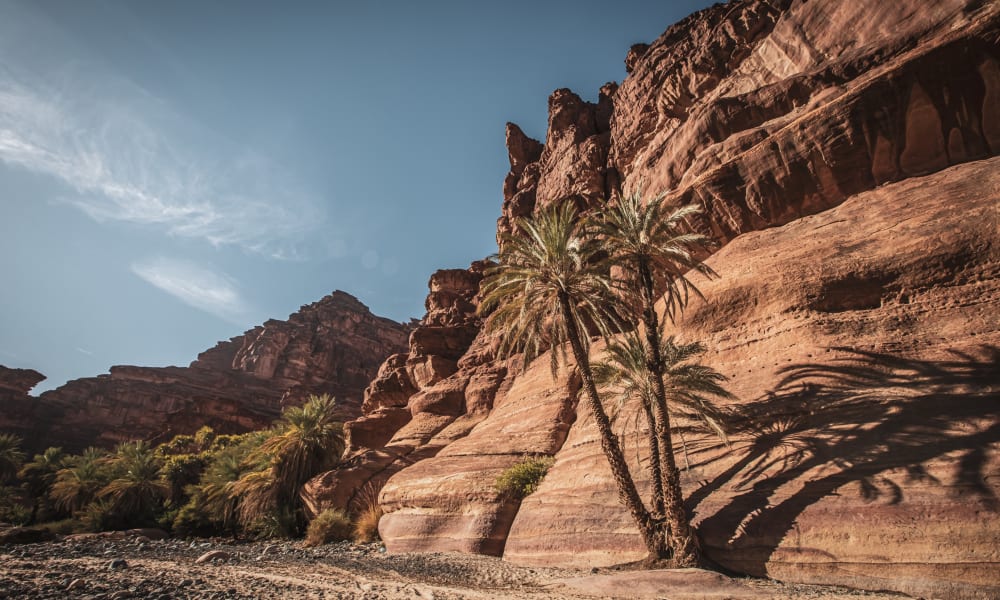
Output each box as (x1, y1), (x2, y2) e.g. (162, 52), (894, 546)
(503, 158), (1000, 599)
(0, 292), (409, 453)
(305, 1), (1000, 598)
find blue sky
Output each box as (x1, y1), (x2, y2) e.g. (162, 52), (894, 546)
(0, 0), (712, 392)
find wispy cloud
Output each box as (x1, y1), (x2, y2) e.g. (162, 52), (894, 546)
(0, 8), (324, 259)
(131, 257), (252, 324)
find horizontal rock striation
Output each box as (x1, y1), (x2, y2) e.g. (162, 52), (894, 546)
(306, 0), (1000, 598)
(0, 292), (409, 453)
(503, 158), (1000, 599)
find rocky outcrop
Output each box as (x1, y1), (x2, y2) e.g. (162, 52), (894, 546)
(0, 366), (45, 440)
(301, 264), (501, 519)
(0, 292), (409, 453)
(503, 158), (1000, 599)
(501, 0), (1000, 245)
(300, 1), (1000, 598)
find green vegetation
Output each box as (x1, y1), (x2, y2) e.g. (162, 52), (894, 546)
(591, 189), (720, 565)
(0, 393), (352, 541)
(0, 433), (25, 484)
(479, 192), (731, 566)
(479, 202), (662, 557)
(495, 456), (555, 499)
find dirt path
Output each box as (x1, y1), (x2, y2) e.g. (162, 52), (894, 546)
(0, 536), (910, 599)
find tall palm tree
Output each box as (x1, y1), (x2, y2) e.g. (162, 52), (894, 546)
(49, 447), (108, 513)
(590, 189), (716, 565)
(479, 202), (667, 558)
(594, 329), (732, 516)
(0, 433), (25, 484)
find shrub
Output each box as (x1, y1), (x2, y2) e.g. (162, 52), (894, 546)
(353, 504), (383, 543)
(303, 508), (353, 547)
(495, 456), (555, 499)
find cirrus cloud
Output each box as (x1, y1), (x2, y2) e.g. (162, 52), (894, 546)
(131, 257), (252, 324)
(0, 6), (325, 259)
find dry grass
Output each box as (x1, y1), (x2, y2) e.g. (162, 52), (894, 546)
(303, 508), (352, 547)
(353, 504), (384, 543)
(350, 480), (384, 542)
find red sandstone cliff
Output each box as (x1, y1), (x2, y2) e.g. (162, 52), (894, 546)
(304, 1), (1000, 597)
(0, 291), (409, 453)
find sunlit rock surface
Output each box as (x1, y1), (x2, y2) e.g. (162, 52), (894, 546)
(309, 1), (1000, 597)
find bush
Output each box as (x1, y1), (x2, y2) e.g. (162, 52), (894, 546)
(495, 456), (555, 499)
(303, 508), (353, 547)
(353, 505), (383, 543)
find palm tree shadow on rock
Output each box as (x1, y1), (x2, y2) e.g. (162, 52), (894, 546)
(686, 345), (1000, 575)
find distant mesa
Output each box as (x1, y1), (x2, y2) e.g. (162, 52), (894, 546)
(0, 291), (410, 453)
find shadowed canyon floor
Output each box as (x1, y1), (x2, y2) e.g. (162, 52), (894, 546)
(0, 535), (914, 599)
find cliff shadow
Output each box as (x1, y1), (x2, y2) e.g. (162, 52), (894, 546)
(687, 345), (1000, 575)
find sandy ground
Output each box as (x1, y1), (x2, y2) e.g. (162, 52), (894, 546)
(0, 535), (912, 599)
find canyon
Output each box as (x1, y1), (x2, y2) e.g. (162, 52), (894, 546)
(2, 0), (998, 597)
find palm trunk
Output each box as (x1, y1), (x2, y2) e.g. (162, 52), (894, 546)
(638, 260), (699, 566)
(558, 292), (667, 559)
(642, 400), (665, 518)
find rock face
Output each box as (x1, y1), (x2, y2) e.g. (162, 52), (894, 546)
(0, 292), (409, 453)
(504, 159), (1000, 600)
(301, 264), (509, 522)
(304, 1), (1000, 598)
(0, 366), (45, 437)
(500, 0), (1000, 246)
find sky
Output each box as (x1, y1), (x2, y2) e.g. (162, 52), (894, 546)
(0, 0), (714, 393)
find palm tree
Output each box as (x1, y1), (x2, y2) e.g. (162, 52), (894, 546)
(49, 447), (108, 513)
(594, 329), (732, 515)
(98, 441), (167, 523)
(590, 189), (716, 565)
(479, 202), (667, 558)
(235, 394), (345, 534)
(263, 394), (345, 499)
(18, 447), (65, 524)
(198, 445), (254, 534)
(0, 433), (25, 484)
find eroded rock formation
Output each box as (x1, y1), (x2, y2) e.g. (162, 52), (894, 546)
(504, 159), (1000, 600)
(306, 1), (1000, 598)
(0, 292), (409, 453)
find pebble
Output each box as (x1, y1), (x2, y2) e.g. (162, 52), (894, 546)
(107, 558), (128, 570)
(67, 578), (86, 590)
(195, 550), (232, 564)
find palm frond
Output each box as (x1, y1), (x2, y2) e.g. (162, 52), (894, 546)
(594, 328), (733, 443)
(480, 202), (622, 376)
(589, 188), (717, 323)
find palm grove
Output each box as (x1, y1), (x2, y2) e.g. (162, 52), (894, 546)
(0, 394), (358, 543)
(0, 191), (731, 564)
